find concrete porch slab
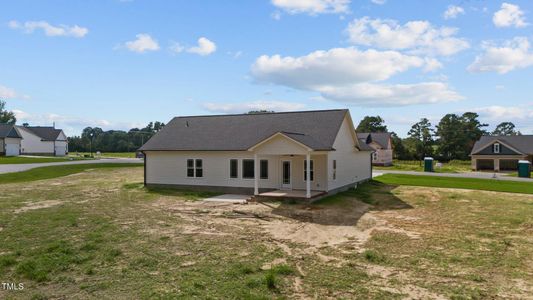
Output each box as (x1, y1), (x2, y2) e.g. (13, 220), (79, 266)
(202, 194), (251, 204)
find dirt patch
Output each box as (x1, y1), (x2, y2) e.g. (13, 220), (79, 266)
(14, 200), (62, 214)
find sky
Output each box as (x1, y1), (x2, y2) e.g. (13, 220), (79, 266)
(1, 0), (533, 137)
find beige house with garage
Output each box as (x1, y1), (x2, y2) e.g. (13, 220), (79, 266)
(470, 135), (533, 171)
(139, 109), (373, 199)
(357, 132), (393, 166)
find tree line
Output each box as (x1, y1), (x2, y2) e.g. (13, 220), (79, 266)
(356, 114), (521, 161)
(68, 122), (165, 153)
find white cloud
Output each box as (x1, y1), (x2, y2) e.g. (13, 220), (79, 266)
(251, 47), (461, 106)
(371, 0), (386, 5)
(8, 20), (88, 38)
(124, 33), (160, 53)
(346, 17), (469, 56)
(0, 85), (30, 100)
(473, 105), (533, 120)
(318, 82), (463, 106)
(468, 37), (533, 73)
(202, 101), (305, 113)
(252, 47), (427, 89)
(443, 5), (465, 19)
(187, 37), (216, 56)
(13, 110), (144, 136)
(271, 0), (350, 15)
(493, 2), (528, 28)
(169, 42), (185, 54)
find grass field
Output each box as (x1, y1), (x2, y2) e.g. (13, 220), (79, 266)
(0, 163), (143, 184)
(375, 173), (533, 195)
(0, 156), (91, 164)
(1, 167), (532, 298)
(374, 160), (472, 173)
(69, 152), (136, 158)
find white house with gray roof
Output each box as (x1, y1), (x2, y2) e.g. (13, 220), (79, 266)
(16, 126), (68, 156)
(470, 135), (533, 171)
(0, 124), (22, 156)
(139, 109), (373, 199)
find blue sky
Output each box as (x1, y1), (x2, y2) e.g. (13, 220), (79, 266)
(1, 0), (533, 137)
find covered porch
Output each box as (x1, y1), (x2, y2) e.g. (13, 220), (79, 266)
(248, 132), (330, 199)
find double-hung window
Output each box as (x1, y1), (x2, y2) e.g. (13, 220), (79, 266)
(303, 159), (314, 181)
(260, 160), (268, 179)
(332, 160), (337, 180)
(230, 159), (238, 178)
(187, 159), (203, 178)
(242, 159), (255, 179)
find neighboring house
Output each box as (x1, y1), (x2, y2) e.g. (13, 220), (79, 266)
(16, 126), (68, 156)
(139, 109), (373, 199)
(0, 124), (22, 156)
(357, 132), (393, 166)
(470, 135), (533, 171)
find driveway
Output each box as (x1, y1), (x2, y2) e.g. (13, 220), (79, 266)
(0, 158), (143, 174)
(372, 169), (533, 183)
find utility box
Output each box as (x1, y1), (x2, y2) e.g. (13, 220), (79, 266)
(518, 160), (531, 178)
(424, 157), (434, 172)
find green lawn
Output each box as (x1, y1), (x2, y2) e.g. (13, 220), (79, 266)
(375, 173), (533, 194)
(374, 160), (472, 173)
(0, 163), (143, 184)
(0, 156), (91, 164)
(69, 152), (136, 158)
(1, 169), (532, 299)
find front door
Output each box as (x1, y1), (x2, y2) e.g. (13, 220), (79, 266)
(281, 160), (292, 190)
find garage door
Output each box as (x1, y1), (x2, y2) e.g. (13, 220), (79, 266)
(476, 159), (494, 170)
(5, 143), (20, 156)
(55, 145), (66, 156)
(500, 159), (518, 171)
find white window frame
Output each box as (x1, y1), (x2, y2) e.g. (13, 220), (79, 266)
(242, 159), (255, 179)
(187, 159), (203, 178)
(229, 159), (238, 179)
(304, 159), (314, 182)
(332, 159), (337, 180)
(260, 159), (269, 180)
(494, 143), (500, 154)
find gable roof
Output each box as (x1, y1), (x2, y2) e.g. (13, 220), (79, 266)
(471, 135), (533, 155)
(357, 132), (391, 149)
(0, 124), (22, 139)
(19, 126), (65, 141)
(139, 109), (350, 151)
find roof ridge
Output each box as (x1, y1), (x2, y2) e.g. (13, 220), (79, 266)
(173, 109), (348, 119)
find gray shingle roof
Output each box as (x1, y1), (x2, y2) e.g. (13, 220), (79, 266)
(0, 124), (22, 139)
(357, 132), (391, 149)
(139, 109), (350, 151)
(20, 126), (64, 141)
(471, 135), (533, 155)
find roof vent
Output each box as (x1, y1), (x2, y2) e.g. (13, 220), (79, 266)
(186, 121), (189, 127)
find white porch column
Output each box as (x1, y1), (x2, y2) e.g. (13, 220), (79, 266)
(306, 152), (311, 198)
(254, 153), (259, 195)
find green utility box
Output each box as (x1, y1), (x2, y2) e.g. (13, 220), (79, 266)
(518, 160), (531, 178)
(424, 157), (434, 172)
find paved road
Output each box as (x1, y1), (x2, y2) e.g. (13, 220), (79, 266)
(0, 158), (143, 174)
(372, 169), (533, 183)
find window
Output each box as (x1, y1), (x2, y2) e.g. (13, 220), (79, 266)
(333, 160), (337, 180)
(372, 152), (378, 161)
(195, 159), (203, 177)
(494, 143), (500, 154)
(260, 160), (268, 179)
(304, 159), (314, 181)
(230, 159), (238, 178)
(187, 159), (194, 177)
(242, 159), (255, 179)
(187, 159), (203, 178)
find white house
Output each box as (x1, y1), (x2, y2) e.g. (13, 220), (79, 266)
(0, 124), (22, 156)
(16, 126), (68, 156)
(357, 132), (393, 166)
(139, 109), (373, 199)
